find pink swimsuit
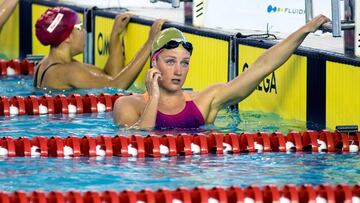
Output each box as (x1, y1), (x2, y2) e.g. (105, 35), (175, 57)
(144, 92), (205, 129)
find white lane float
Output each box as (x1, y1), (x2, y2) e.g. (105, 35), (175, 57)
(38, 104), (48, 114)
(63, 145), (74, 157)
(0, 146), (8, 156)
(96, 145), (106, 156)
(280, 196), (291, 203)
(316, 196), (327, 203)
(9, 105), (19, 116)
(97, 102), (106, 113)
(223, 142), (232, 153)
(208, 197), (219, 203)
(286, 141), (295, 152)
(244, 197), (255, 203)
(6, 67), (15, 76)
(349, 141), (359, 153)
(172, 199), (183, 203)
(254, 141), (264, 153)
(317, 139), (327, 152)
(191, 143), (200, 154)
(128, 144), (138, 157)
(30, 146), (41, 157)
(68, 104), (77, 114)
(159, 144), (169, 155)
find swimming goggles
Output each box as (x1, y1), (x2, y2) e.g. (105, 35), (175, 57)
(74, 22), (83, 31)
(161, 40), (193, 55)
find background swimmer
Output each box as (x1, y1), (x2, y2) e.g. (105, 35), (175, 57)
(34, 7), (165, 89)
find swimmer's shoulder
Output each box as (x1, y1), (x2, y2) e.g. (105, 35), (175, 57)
(114, 93), (147, 111)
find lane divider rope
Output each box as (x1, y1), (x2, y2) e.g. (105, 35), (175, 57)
(0, 184), (359, 203)
(0, 59), (34, 76)
(0, 93), (125, 116)
(0, 131), (359, 157)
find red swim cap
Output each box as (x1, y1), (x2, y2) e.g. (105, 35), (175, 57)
(35, 7), (78, 47)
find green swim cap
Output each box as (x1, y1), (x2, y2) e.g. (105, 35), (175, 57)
(151, 27), (191, 56)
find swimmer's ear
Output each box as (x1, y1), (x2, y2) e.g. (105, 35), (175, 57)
(151, 58), (157, 68)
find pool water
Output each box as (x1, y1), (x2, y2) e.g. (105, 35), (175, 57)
(0, 110), (307, 138)
(0, 75), (134, 97)
(1, 72), (358, 194)
(1, 75), (307, 136)
(0, 153), (359, 192)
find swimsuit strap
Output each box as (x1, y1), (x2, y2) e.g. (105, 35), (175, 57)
(34, 63), (61, 87)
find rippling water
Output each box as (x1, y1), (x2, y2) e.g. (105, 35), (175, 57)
(0, 153), (359, 192)
(2, 74), (357, 193)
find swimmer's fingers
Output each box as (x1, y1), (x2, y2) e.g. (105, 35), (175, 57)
(146, 68), (161, 83)
(149, 68), (162, 81)
(149, 19), (166, 39)
(153, 72), (161, 83)
(113, 13), (132, 34)
(145, 69), (161, 96)
(307, 14), (331, 33)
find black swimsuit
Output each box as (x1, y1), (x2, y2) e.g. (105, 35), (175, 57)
(33, 63), (61, 87)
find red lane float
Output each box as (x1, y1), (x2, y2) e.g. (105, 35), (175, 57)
(0, 184), (359, 203)
(0, 59), (35, 76)
(9, 96), (26, 115)
(262, 185), (280, 202)
(0, 130), (359, 157)
(0, 93), (126, 116)
(0, 96), (10, 116)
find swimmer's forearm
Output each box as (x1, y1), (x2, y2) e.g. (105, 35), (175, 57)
(0, 0), (18, 30)
(104, 32), (125, 76)
(218, 25), (312, 105)
(111, 41), (152, 89)
(135, 97), (158, 128)
(253, 25), (309, 76)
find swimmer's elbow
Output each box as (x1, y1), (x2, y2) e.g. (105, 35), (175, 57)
(109, 78), (131, 89)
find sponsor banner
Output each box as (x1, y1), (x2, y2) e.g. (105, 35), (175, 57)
(238, 45), (307, 121)
(326, 61), (360, 130)
(0, 4), (19, 59)
(204, 0), (333, 33)
(31, 4), (83, 62)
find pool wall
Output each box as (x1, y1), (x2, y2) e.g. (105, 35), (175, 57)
(3, 0), (360, 131)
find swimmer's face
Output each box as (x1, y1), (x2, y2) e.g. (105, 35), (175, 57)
(70, 17), (85, 56)
(153, 46), (191, 91)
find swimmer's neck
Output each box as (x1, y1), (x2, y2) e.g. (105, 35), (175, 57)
(159, 89), (185, 103)
(48, 46), (73, 63)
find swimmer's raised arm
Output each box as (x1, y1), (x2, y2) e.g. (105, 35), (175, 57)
(207, 15), (330, 110)
(0, 0), (18, 31)
(103, 13), (132, 76)
(109, 18), (165, 89)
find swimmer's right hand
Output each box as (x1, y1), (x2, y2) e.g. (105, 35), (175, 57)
(145, 68), (162, 99)
(149, 19), (166, 40)
(112, 13), (132, 35)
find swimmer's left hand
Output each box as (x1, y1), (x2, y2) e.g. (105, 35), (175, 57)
(305, 14), (330, 33)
